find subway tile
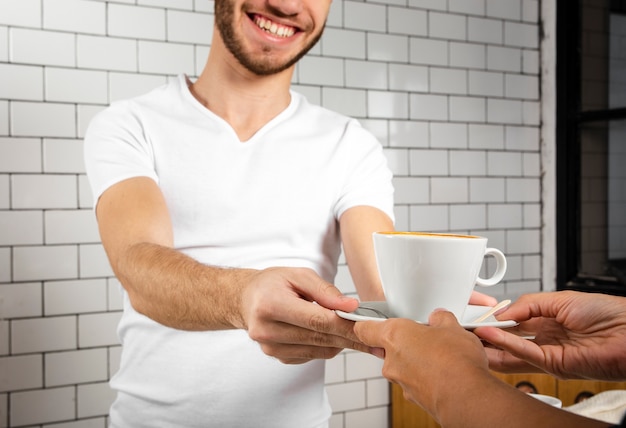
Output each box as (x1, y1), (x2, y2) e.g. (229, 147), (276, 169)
(195, 45), (210, 76)
(109, 345), (122, 378)
(523, 203), (541, 228)
(345, 352), (383, 381)
(0, 247), (9, 283)
(450, 96), (486, 122)
(79, 244), (114, 278)
(522, 49), (540, 74)
(325, 353), (345, 384)
(11, 174), (77, 209)
(78, 312), (122, 347)
(139, 0), (194, 9)
(0, 0), (41, 27)
(523, 254), (541, 279)
(108, 278), (124, 311)
(469, 70), (504, 97)
(430, 123), (468, 149)
(488, 152), (523, 176)
(321, 87), (366, 119)
(523, 100), (540, 125)
(430, 68), (467, 95)
(468, 17), (504, 44)
(0, 354), (43, 392)
(450, 150), (486, 176)
(389, 120), (429, 148)
(13, 245), (78, 282)
(450, 204), (487, 230)
(78, 174), (94, 209)
(431, 177), (469, 204)
(0, 27), (6, 62)
(488, 204), (523, 228)
(360, 119), (388, 146)
(12, 316), (77, 354)
(0, 101), (7, 136)
(392, 177), (430, 204)
(487, 98), (523, 124)
(367, 33), (409, 62)
(368, 91), (408, 119)
(45, 210), (100, 244)
(11, 386), (75, 426)
(322, 28), (366, 60)
(43, 417), (107, 428)
(44, 138), (85, 173)
(505, 126), (539, 151)
(409, 204), (449, 231)
(506, 177), (541, 202)
(523, 152), (541, 177)
(10, 28), (76, 67)
(449, 0), (486, 16)
(0, 210), (43, 246)
(450, 42), (486, 69)
(366, 378), (390, 407)
(78, 105), (105, 138)
(108, 4), (166, 40)
(43, 0), (106, 35)
(138, 40), (195, 75)
(407, 0), (447, 11)
(167, 9), (212, 45)
(45, 68), (108, 104)
(12, 102), (76, 138)
(334, 264), (356, 295)
(299, 56), (344, 86)
(469, 124), (505, 150)
(486, 0), (522, 21)
(384, 148), (410, 176)
(469, 177), (506, 203)
(388, 7), (427, 37)
(409, 149), (448, 176)
(393, 205), (409, 231)
(389, 64), (428, 93)
(0, 63), (44, 101)
(505, 74), (539, 100)
(0, 138), (42, 173)
(346, 60), (387, 90)
(409, 94), (448, 121)
(505, 21), (539, 48)
(487, 46), (521, 72)
(77, 35), (137, 72)
(504, 255), (523, 281)
(46, 348), (108, 387)
(326, 381), (366, 412)
(506, 229), (541, 254)
(523, 0), (540, 23)
(409, 38), (448, 66)
(429, 12), (467, 41)
(77, 382), (117, 418)
(344, 2), (386, 33)
(0, 282), (42, 319)
(45, 279), (107, 316)
(345, 407), (389, 428)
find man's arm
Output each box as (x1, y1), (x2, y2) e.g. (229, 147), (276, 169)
(339, 205), (394, 301)
(96, 176), (368, 362)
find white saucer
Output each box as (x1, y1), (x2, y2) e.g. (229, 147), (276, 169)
(335, 302), (517, 329)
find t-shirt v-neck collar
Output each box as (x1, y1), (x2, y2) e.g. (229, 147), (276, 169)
(180, 74), (299, 144)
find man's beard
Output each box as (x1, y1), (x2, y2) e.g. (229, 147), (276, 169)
(215, 0), (324, 76)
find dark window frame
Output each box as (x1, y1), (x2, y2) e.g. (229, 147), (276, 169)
(556, 0), (626, 296)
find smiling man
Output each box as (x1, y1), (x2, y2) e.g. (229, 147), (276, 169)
(84, 0), (395, 427)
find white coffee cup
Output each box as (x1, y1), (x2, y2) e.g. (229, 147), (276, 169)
(373, 232), (507, 323)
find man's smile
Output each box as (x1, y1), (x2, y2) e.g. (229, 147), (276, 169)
(252, 14), (297, 38)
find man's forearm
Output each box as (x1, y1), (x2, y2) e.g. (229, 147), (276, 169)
(114, 242), (254, 331)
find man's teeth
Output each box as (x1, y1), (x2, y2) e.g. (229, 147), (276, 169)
(254, 16), (295, 38)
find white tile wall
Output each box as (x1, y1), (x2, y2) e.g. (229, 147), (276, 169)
(0, 0), (545, 427)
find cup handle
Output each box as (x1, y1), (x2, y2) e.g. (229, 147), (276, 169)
(475, 248), (507, 287)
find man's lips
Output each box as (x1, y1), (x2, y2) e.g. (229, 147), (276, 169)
(251, 14), (297, 38)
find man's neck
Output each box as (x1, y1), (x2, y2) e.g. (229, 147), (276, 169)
(191, 40), (295, 142)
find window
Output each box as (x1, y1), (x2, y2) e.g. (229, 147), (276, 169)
(557, 0), (626, 295)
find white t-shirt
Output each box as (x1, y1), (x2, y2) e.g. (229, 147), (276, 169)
(84, 75), (394, 428)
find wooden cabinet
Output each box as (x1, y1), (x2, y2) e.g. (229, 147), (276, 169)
(391, 373), (626, 427)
